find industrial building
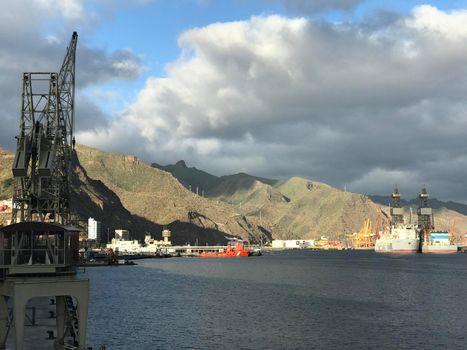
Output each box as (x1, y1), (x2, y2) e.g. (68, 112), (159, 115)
(115, 229), (130, 240)
(144, 229), (172, 246)
(106, 229), (172, 254)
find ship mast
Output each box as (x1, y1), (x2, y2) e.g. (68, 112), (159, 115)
(390, 187), (404, 227)
(417, 187), (434, 231)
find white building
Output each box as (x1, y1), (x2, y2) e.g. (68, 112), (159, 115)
(107, 238), (141, 254)
(106, 230), (173, 255)
(88, 217), (101, 241)
(271, 239), (315, 249)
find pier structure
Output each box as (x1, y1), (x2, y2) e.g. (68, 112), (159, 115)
(0, 222), (89, 349)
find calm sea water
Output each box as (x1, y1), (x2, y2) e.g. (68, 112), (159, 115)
(85, 251), (467, 349)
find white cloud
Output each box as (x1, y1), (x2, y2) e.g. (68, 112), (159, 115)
(407, 5), (467, 41)
(80, 7), (467, 202)
(33, 0), (87, 21)
(3, 2), (467, 202)
(348, 168), (420, 197)
(0, 0), (145, 151)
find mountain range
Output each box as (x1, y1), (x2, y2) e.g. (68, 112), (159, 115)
(152, 160), (467, 240)
(1, 145), (466, 243)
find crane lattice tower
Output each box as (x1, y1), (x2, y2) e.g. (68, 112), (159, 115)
(11, 32), (77, 225)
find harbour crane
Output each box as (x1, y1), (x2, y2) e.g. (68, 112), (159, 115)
(0, 32), (89, 350)
(11, 32), (78, 225)
(347, 218), (374, 248)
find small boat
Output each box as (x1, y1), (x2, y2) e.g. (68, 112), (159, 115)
(197, 239), (251, 258)
(249, 248), (262, 256)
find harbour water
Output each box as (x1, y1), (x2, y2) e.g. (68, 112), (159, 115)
(85, 251), (467, 349)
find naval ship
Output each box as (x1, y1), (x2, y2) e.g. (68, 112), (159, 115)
(375, 187), (459, 254)
(374, 223), (420, 253)
(374, 188), (420, 253)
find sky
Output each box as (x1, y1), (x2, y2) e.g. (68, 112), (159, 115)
(1, 0), (467, 202)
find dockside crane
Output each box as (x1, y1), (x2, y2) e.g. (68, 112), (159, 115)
(11, 32), (78, 225)
(347, 218), (373, 248)
(0, 32), (89, 350)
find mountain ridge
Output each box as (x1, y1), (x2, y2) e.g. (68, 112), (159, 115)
(2, 147), (467, 242)
(153, 160), (467, 239)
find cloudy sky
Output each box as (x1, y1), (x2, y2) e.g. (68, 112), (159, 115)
(1, 0), (467, 202)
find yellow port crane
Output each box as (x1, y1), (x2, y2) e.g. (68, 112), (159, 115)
(347, 218), (374, 248)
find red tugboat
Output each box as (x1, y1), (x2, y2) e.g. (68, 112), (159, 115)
(198, 239), (251, 258)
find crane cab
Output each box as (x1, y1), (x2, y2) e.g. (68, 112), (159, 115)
(0, 222), (80, 279)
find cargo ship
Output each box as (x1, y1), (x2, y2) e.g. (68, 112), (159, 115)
(374, 224), (420, 253)
(421, 231), (458, 254)
(197, 239), (251, 258)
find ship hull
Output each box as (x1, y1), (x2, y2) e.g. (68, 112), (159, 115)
(197, 240), (251, 258)
(198, 251), (250, 258)
(421, 245), (458, 254)
(375, 224), (420, 254)
(375, 238), (419, 254)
